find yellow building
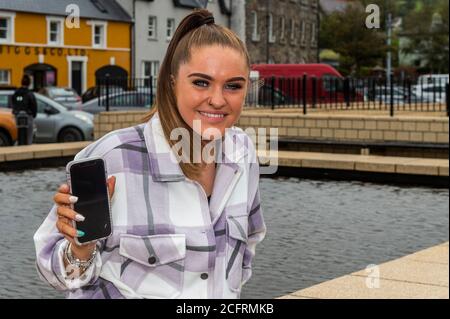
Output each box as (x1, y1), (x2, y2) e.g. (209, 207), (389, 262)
(0, 0), (132, 95)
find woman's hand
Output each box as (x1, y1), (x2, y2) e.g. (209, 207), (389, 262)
(54, 176), (116, 260)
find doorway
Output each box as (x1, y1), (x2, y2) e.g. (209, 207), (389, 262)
(23, 63), (57, 91)
(71, 61), (83, 95)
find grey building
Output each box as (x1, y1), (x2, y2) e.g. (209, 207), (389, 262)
(243, 0), (320, 64)
(116, 0), (231, 80)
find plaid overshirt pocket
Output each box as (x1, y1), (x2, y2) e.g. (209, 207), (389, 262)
(225, 214), (248, 292)
(119, 233), (186, 298)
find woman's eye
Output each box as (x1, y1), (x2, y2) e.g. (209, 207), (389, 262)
(193, 80), (208, 87)
(226, 83), (242, 90)
(192, 80), (242, 90)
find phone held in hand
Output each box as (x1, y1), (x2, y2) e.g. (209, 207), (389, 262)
(66, 156), (113, 245)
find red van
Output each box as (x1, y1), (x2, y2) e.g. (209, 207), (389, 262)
(249, 64), (358, 105)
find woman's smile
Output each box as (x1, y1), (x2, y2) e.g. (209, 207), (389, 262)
(197, 110), (228, 123)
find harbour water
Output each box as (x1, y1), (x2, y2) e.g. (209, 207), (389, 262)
(0, 167), (448, 299)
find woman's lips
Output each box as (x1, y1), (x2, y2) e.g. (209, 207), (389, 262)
(197, 110), (227, 123)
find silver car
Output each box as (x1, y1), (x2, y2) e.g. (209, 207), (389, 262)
(81, 91), (153, 114)
(38, 86), (83, 111)
(35, 93), (94, 142)
(0, 91), (94, 143)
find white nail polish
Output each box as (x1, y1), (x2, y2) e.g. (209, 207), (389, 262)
(75, 214), (85, 222)
(69, 196), (78, 203)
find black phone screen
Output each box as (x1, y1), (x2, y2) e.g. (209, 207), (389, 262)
(69, 158), (111, 244)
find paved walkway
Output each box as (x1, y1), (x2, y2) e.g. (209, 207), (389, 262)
(258, 150), (449, 176)
(278, 242), (449, 299)
(0, 142), (90, 162)
(0, 143), (448, 177)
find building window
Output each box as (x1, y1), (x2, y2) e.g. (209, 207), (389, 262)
(251, 11), (260, 42)
(90, 21), (107, 48)
(143, 61), (159, 78)
(148, 16), (157, 40)
(0, 17), (8, 41)
(0, 69), (10, 85)
(47, 17), (64, 45)
(142, 61), (159, 87)
(290, 19), (296, 45)
(0, 12), (15, 43)
(94, 25), (104, 47)
(300, 21), (307, 46)
(279, 16), (285, 43)
(167, 18), (175, 41)
(268, 13), (276, 43)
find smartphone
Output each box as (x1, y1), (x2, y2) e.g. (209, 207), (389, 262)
(66, 156), (112, 245)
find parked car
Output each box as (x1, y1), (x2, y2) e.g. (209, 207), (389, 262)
(250, 63), (364, 104)
(38, 87), (82, 111)
(363, 85), (436, 104)
(82, 85), (125, 103)
(413, 83), (447, 103)
(0, 107), (17, 146)
(81, 91), (153, 114)
(364, 86), (406, 103)
(417, 74), (449, 86)
(0, 91), (94, 143)
(247, 84), (289, 106)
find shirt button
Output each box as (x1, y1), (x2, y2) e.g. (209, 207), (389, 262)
(148, 256), (157, 265)
(200, 273), (209, 280)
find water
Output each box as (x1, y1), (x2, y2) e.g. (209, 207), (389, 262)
(0, 168), (448, 299)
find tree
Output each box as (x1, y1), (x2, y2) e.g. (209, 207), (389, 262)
(320, 5), (387, 76)
(401, 0), (449, 73)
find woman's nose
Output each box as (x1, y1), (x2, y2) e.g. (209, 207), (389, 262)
(208, 87), (226, 108)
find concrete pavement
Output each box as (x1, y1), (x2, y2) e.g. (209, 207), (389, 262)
(278, 242), (449, 299)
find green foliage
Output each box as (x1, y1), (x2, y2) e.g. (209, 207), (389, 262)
(320, 1), (449, 74)
(401, 0), (449, 73)
(319, 5), (387, 76)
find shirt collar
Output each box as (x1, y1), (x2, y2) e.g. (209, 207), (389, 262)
(143, 112), (249, 182)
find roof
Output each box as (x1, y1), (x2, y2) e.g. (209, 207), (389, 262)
(173, 0), (231, 15)
(319, 0), (361, 15)
(173, 0), (208, 9)
(0, 0), (131, 22)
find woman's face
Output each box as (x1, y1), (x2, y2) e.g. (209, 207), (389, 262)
(172, 45), (249, 140)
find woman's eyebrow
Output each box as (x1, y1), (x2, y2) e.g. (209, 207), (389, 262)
(188, 73), (246, 82)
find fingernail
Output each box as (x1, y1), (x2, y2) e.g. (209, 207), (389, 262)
(69, 196), (78, 203)
(76, 230), (85, 237)
(75, 214), (85, 222)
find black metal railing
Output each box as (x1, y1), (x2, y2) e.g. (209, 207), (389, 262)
(95, 75), (449, 116)
(245, 75), (449, 116)
(96, 76), (156, 111)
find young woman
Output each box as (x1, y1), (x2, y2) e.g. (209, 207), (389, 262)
(34, 9), (266, 299)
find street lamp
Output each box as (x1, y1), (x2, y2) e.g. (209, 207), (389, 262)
(385, 0), (392, 86)
(266, 0), (270, 63)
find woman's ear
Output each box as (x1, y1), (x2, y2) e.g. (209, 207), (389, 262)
(170, 75), (175, 87)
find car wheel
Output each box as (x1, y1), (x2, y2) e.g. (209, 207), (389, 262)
(58, 127), (83, 143)
(0, 131), (12, 146)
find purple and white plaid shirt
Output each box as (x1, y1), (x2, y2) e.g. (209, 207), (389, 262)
(34, 112), (266, 299)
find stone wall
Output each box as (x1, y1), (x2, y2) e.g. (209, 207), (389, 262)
(94, 111), (148, 140)
(94, 111), (449, 145)
(236, 114), (449, 144)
